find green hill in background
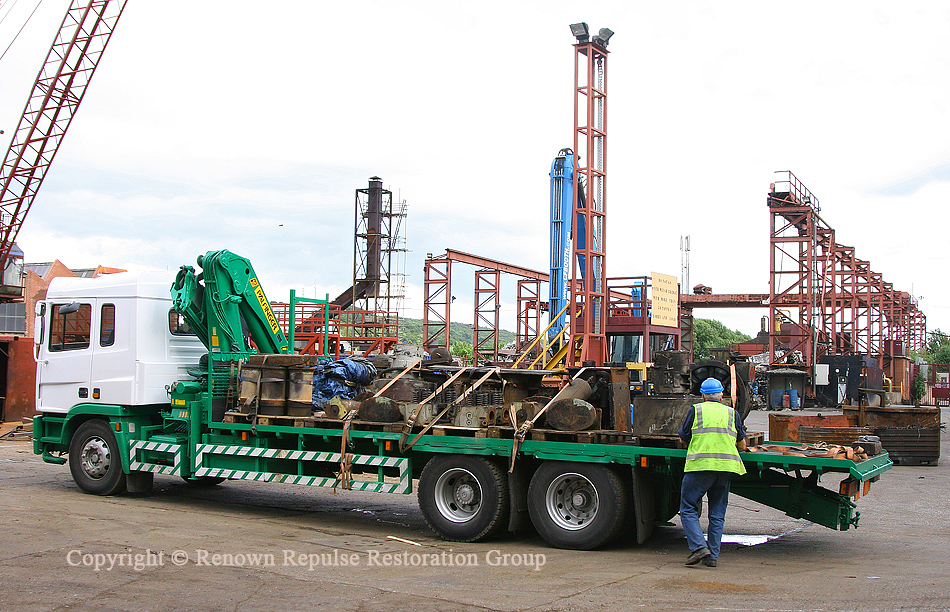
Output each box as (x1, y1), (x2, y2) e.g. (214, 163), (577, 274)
(395, 316), (750, 358)
(398, 317), (516, 347)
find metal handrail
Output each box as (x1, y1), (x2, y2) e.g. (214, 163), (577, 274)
(513, 302), (571, 369)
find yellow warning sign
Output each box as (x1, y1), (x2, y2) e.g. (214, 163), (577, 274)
(650, 272), (679, 328)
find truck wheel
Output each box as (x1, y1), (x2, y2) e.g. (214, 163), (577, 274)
(418, 455), (509, 542)
(527, 461), (628, 550)
(69, 420), (127, 495)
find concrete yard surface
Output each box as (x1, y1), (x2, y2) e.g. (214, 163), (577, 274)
(0, 408), (946, 612)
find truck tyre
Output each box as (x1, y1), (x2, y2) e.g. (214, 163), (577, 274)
(527, 461), (629, 550)
(418, 455), (509, 542)
(69, 420), (127, 496)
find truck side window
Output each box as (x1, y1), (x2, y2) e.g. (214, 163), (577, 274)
(100, 304), (116, 346)
(168, 309), (195, 336)
(49, 303), (92, 352)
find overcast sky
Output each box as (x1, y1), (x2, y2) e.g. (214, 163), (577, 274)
(1, 1), (947, 339)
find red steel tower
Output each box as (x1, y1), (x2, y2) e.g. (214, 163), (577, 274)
(568, 23), (612, 366)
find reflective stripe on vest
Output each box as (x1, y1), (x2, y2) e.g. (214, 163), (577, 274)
(692, 403), (735, 435)
(685, 401), (746, 475)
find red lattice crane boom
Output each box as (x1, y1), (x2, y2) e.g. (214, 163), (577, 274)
(0, 0), (127, 292)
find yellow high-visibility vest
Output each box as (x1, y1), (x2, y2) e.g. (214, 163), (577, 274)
(685, 401), (746, 475)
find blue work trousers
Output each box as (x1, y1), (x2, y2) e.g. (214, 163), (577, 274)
(680, 471), (733, 560)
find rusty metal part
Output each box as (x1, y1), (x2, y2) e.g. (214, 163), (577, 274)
(651, 350), (691, 394)
(370, 358), (422, 399)
(453, 407), (496, 428)
(399, 368), (473, 451)
(358, 396), (403, 423)
(518, 396), (551, 421)
(402, 368), (470, 433)
(326, 397), (360, 419)
(545, 398), (598, 431)
(428, 347), (453, 364)
(631, 395), (700, 437)
(238, 367), (261, 414)
(552, 377), (593, 403)
(400, 402), (442, 425)
(370, 378), (415, 403)
(510, 368), (590, 472)
(286, 365), (317, 416)
(798, 426), (874, 447)
(680, 293), (768, 308)
(401, 368), (500, 452)
(258, 364), (287, 416)
(841, 405), (940, 429)
(874, 427), (939, 465)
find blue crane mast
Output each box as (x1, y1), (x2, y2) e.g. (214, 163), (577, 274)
(548, 148), (584, 344)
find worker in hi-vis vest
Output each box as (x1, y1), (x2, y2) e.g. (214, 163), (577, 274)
(678, 377), (747, 567)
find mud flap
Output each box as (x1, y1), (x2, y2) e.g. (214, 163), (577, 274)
(126, 471), (154, 494)
(507, 460), (534, 534)
(632, 465), (656, 544)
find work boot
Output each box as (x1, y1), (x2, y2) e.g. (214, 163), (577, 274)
(701, 557), (717, 567)
(685, 547), (711, 565)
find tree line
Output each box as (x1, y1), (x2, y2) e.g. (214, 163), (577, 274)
(397, 317), (751, 361)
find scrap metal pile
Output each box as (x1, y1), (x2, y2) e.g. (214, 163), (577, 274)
(747, 438), (883, 461)
(230, 352), (638, 438)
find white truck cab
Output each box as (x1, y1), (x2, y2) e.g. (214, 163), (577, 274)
(35, 271), (205, 414)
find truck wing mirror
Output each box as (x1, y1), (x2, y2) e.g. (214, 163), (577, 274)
(33, 302), (46, 345)
(58, 302), (81, 315)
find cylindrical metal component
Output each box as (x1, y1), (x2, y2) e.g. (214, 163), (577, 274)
(546, 398), (598, 431)
(358, 396), (404, 423)
(257, 365), (287, 416)
(366, 176), (383, 283)
(238, 367), (262, 414)
(286, 367), (315, 416)
(549, 377), (593, 404)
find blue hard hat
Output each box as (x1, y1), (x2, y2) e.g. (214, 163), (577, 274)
(700, 377), (724, 394)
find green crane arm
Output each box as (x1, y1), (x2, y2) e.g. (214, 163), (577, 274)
(171, 250), (289, 356)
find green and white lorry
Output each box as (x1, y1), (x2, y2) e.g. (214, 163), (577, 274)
(32, 251), (892, 550)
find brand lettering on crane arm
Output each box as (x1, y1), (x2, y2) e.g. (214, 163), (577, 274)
(251, 280), (281, 336)
(561, 244), (571, 285)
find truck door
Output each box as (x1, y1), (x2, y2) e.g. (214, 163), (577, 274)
(36, 300), (96, 413)
(89, 301), (132, 406)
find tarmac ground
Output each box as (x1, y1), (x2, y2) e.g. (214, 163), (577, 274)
(0, 407), (946, 612)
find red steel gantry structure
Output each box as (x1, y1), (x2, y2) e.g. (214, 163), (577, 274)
(422, 249), (549, 364)
(680, 171), (926, 384)
(767, 171), (925, 368)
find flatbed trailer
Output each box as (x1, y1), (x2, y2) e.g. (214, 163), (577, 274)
(31, 266), (892, 550)
(33, 396), (891, 550)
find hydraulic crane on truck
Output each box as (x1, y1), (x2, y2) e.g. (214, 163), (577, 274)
(171, 249), (289, 356)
